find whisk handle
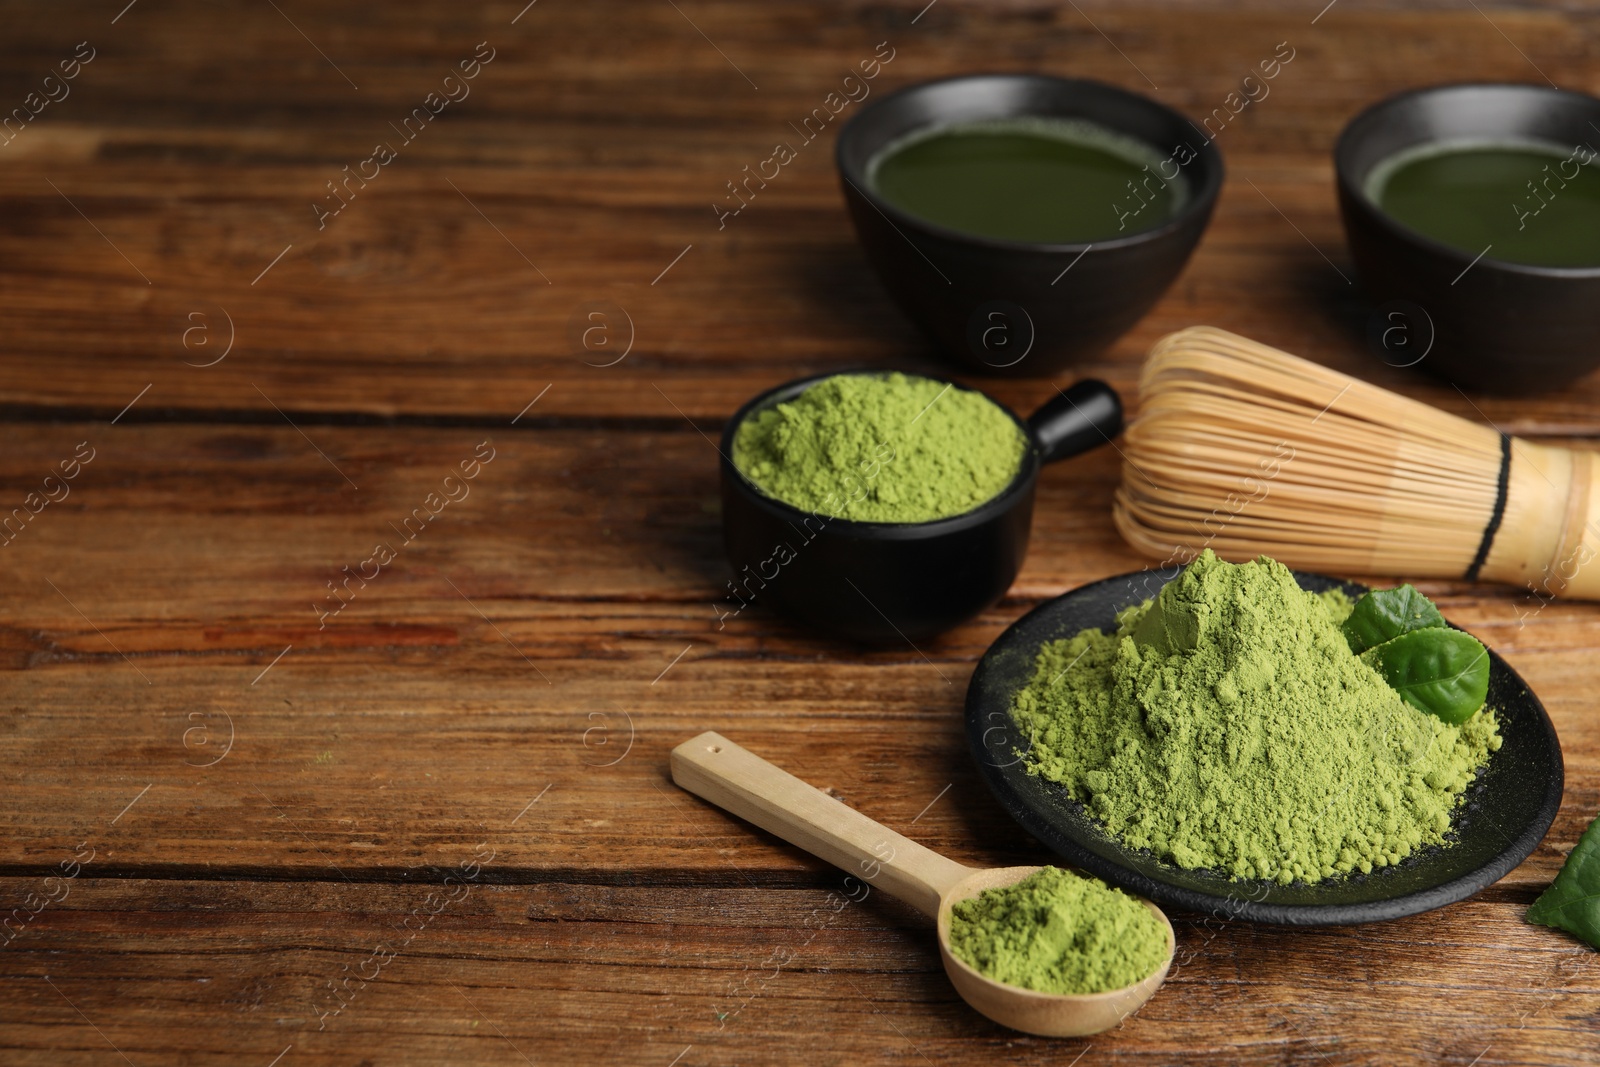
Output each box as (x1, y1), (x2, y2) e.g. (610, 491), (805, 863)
(1028, 380), (1124, 465)
(1490, 442), (1600, 600)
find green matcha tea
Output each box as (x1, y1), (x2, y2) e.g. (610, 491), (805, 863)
(948, 866), (1167, 995)
(1011, 551), (1501, 885)
(732, 372), (1026, 523)
(867, 117), (1187, 243)
(1367, 139), (1600, 267)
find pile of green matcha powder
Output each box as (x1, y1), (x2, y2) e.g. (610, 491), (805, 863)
(731, 372), (1026, 523)
(949, 867), (1168, 995)
(1013, 551), (1502, 884)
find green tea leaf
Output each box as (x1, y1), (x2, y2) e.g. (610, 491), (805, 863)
(1342, 584), (1448, 654)
(1360, 627), (1489, 724)
(1527, 813), (1600, 950)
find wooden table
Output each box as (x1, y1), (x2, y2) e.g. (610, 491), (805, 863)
(1, 1), (1596, 1063)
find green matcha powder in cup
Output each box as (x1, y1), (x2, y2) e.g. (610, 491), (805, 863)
(731, 372), (1027, 523)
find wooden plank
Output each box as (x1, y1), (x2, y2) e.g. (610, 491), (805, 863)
(0, 420), (1594, 878)
(0, 644), (1595, 881)
(0, 419), (1595, 626)
(0, 646), (1593, 880)
(0, 418), (1129, 613)
(0, 877), (1595, 1065)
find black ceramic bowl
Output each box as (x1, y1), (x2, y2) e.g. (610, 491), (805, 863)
(719, 373), (1122, 644)
(1336, 83), (1600, 392)
(835, 74), (1223, 378)
(967, 568), (1564, 925)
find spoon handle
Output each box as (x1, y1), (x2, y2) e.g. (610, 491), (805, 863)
(671, 731), (972, 918)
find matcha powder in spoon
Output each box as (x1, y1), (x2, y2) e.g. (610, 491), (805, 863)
(732, 372), (1026, 523)
(949, 867), (1168, 995)
(1012, 551), (1502, 884)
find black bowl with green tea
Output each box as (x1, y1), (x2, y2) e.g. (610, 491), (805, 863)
(1336, 82), (1600, 392)
(1366, 138), (1600, 269)
(835, 74), (1224, 376)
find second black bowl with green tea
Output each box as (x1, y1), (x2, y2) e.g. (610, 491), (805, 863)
(1336, 83), (1600, 392)
(835, 74), (1224, 377)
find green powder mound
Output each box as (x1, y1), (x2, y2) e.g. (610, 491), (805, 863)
(731, 372), (1027, 523)
(1012, 551), (1503, 884)
(948, 867), (1168, 995)
(1319, 586), (1356, 623)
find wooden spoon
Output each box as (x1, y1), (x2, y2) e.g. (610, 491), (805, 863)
(670, 731), (1174, 1037)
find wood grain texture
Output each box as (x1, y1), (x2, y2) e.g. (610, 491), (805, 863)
(1, 0), (1598, 1063)
(0, 878), (1596, 1066)
(0, 1), (1595, 429)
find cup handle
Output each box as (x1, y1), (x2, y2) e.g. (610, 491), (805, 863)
(1027, 380), (1123, 465)
(670, 731), (972, 918)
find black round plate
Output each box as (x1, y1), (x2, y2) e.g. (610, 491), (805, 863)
(966, 568), (1565, 925)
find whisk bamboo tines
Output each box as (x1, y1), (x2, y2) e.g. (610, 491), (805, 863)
(1115, 326), (1600, 599)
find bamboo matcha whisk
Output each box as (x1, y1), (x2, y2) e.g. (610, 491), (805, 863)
(1114, 326), (1600, 599)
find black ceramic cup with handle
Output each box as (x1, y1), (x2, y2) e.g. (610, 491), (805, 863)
(718, 373), (1123, 644)
(835, 74), (1224, 378)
